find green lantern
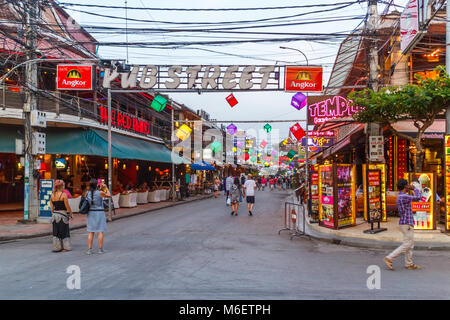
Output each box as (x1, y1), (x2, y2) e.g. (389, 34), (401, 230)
(151, 95), (168, 112)
(264, 123), (272, 133)
(210, 141), (222, 152)
(287, 149), (296, 159)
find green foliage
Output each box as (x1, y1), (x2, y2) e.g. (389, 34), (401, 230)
(349, 66), (450, 126)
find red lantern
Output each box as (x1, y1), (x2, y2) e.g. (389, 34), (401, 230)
(290, 123), (306, 141)
(226, 94), (238, 107)
(243, 153), (249, 161)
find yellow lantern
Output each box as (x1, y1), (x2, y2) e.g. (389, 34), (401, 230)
(176, 124), (192, 141)
(136, 165), (139, 171)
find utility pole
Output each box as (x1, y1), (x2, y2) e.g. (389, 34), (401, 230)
(23, 0), (39, 221)
(368, 0), (379, 92)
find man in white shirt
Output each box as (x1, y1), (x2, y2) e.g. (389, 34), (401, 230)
(243, 174), (257, 216)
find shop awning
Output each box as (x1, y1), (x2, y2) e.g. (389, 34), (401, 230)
(190, 161), (216, 171)
(0, 125), (187, 164)
(391, 119), (445, 139)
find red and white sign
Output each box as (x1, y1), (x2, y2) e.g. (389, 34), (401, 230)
(400, 0), (420, 54)
(285, 66), (323, 92)
(57, 65), (94, 90)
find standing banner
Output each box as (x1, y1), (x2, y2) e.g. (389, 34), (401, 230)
(318, 165), (334, 228)
(405, 172), (436, 230)
(39, 179), (54, 218)
(445, 135), (450, 231)
(363, 164), (387, 222)
(310, 171), (319, 222)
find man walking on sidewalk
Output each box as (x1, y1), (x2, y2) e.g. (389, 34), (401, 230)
(384, 179), (422, 270)
(243, 174), (257, 216)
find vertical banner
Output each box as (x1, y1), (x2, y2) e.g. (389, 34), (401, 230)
(310, 172), (319, 220)
(336, 164), (356, 228)
(39, 179), (54, 218)
(446, 135), (450, 231)
(366, 169), (382, 222)
(318, 165), (334, 229)
(363, 164), (387, 222)
(405, 172), (435, 230)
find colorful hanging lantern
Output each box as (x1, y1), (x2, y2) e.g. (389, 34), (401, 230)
(291, 92), (307, 110)
(176, 124), (192, 141)
(151, 95), (168, 112)
(287, 150), (296, 159)
(243, 153), (249, 161)
(227, 123), (237, 135)
(282, 139), (288, 146)
(237, 140), (244, 147)
(260, 140), (267, 149)
(226, 93), (238, 107)
(272, 150), (278, 156)
(210, 141), (222, 152)
(290, 123), (306, 141)
(233, 147), (237, 153)
(251, 156), (257, 162)
(264, 123), (272, 133)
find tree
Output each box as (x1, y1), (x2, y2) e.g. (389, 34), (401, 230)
(348, 66), (450, 172)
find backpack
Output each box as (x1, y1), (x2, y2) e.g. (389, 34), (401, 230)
(79, 196), (90, 214)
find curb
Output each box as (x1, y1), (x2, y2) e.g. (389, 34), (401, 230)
(283, 196), (450, 251)
(0, 194), (214, 242)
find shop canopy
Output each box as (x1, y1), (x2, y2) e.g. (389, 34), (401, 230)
(190, 161), (216, 171)
(0, 125), (187, 164)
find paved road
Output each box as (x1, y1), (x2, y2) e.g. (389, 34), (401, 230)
(0, 189), (449, 299)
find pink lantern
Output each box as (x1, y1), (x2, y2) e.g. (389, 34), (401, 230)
(260, 140), (267, 149)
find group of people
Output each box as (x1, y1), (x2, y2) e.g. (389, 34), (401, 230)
(49, 178), (110, 255)
(223, 174), (257, 216)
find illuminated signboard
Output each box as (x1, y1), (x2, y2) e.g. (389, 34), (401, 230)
(56, 65), (94, 91)
(55, 158), (66, 169)
(308, 131), (335, 137)
(307, 95), (363, 126)
(301, 137), (334, 147)
(445, 135), (450, 231)
(363, 164), (387, 222)
(284, 66), (323, 92)
(98, 106), (151, 135)
(404, 172), (435, 230)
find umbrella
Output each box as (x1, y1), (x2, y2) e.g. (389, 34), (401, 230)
(190, 161), (216, 171)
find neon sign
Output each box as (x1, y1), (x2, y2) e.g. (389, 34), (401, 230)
(99, 106), (151, 135)
(307, 95), (363, 125)
(308, 131), (335, 137)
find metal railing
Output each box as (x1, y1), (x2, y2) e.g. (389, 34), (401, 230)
(279, 201), (307, 240)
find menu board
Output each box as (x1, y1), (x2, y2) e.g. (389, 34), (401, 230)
(446, 136), (450, 231)
(319, 165), (334, 228)
(364, 164), (387, 222)
(310, 172), (319, 219)
(39, 179), (54, 218)
(336, 165), (354, 227)
(405, 172), (435, 230)
(367, 170), (382, 222)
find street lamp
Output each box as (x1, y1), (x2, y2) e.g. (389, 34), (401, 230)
(280, 46), (311, 217)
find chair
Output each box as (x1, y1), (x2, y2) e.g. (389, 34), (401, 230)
(137, 191), (149, 204)
(119, 192), (138, 208)
(148, 190), (160, 203)
(67, 196), (81, 213)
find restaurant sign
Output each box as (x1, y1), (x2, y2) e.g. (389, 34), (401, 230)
(307, 95), (363, 126)
(98, 106), (151, 135)
(284, 66), (323, 92)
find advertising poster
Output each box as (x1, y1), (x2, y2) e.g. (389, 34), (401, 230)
(363, 164), (387, 222)
(336, 165), (355, 227)
(405, 172), (435, 230)
(284, 66), (323, 92)
(446, 135), (450, 231)
(367, 170), (382, 222)
(310, 172), (319, 219)
(39, 179), (54, 218)
(319, 165), (334, 228)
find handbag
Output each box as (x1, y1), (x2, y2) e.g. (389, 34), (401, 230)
(103, 198), (114, 211)
(79, 196), (90, 214)
(226, 196), (231, 206)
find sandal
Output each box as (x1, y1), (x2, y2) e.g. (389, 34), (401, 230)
(405, 264), (421, 270)
(384, 257), (394, 270)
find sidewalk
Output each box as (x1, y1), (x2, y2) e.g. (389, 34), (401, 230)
(0, 194), (214, 242)
(286, 196), (450, 250)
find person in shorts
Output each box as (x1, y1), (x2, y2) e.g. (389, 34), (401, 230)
(244, 174), (257, 216)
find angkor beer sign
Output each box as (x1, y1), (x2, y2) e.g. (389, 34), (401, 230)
(307, 95), (363, 126)
(57, 65), (94, 90)
(284, 66), (323, 92)
(101, 65), (284, 91)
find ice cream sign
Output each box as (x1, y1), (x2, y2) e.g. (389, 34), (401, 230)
(307, 95), (363, 125)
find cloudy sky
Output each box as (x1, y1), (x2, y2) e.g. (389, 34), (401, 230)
(62, 0), (408, 141)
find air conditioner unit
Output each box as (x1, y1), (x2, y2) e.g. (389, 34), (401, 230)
(31, 110), (46, 128)
(32, 132), (46, 155)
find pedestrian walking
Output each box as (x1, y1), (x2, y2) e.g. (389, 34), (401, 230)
(282, 177), (286, 190)
(50, 180), (73, 252)
(230, 177), (242, 216)
(225, 175), (233, 205)
(384, 179), (422, 270)
(214, 176), (220, 198)
(261, 177), (266, 191)
(257, 176), (262, 191)
(244, 174), (257, 216)
(86, 178), (111, 255)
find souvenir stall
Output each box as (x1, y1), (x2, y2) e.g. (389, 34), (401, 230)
(318, 164), (356, 229)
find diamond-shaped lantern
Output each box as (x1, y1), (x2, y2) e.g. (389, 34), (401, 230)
(176, 124), (192, 141)
(290, 123), (306, 141)
(210, 141), (222, 152)
(227, 123), (237, 135)
(243, 153), (249, 161)
(282, 139), (288, 146)
(291, 92), (307, 110)
(251, 156), (257, 162)
(260, 140), (267, 149)
(287, 149), (296, 159)
(264, 123), (272, 133)
(151, 95), (168, 112)
(226, 93), (238, 107)
(237, 140), (244, 147)
(272, 150), (278, 156)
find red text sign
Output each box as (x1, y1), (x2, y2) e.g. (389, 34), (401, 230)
(285, 66), (323, 92)
(99, 106), (150, 135)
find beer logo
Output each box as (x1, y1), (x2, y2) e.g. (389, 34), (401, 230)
(295, 71), (312, 81)
(66, 69), (82, 79)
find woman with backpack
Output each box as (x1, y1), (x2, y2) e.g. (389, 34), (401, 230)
(50, 180), (73, 252)
(86, 178), (111, 255)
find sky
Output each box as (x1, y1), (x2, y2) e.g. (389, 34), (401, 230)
(62, 0), (409, 142)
